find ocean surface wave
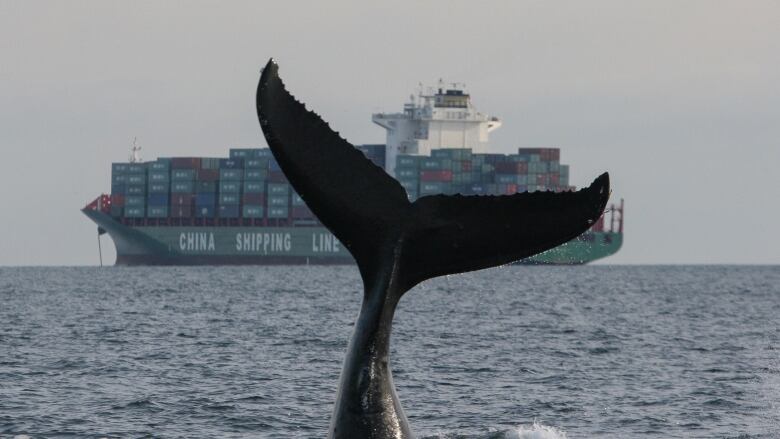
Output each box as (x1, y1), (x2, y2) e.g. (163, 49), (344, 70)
(1, 265), (779, 438)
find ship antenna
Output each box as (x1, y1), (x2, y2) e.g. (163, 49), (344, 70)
(129, 137), (142, 163)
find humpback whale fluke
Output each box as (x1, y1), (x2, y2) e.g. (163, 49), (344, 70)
(257, 59), (610, 438)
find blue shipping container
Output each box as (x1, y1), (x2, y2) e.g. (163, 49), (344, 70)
(196, 193), (216, 205)
(147, 193), (169, 206)
(194, 205), (216, 218)
(196, 181), (216, 192)
(218, 204), (240, 218)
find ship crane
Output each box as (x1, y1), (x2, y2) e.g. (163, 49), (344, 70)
(129, 137), (142, 163)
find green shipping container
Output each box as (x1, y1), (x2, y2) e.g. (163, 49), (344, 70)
(111, 163), (129, 173)
(396, 155), (419, 168)
(268, 195), (289, 207)
(126, 174), (146, 185)
(244, 169), (268, 181)
(126, 184), (147, 195)
(243, 205), (265, 218)
(220, 169), (243, 181)
(172, 169), (195, 181)
(148, 171), (169, 183)
(267, 206), (289, 218)
(127, 164), (146, 174)
(244, 181), (264, 193)
(147, 206), (169, 218)
(245, 158), (270, 169)
(125, 196), (145, 207)
(148, 183), (169, 194)
(397, 179), (418, 193)
(149, 161), (170, 171)
(172, 181), (195, 193)
(219, 193), (240, 205)
(421, 158), (442, 170)
(419, 182), (450, 195)
(268, 183), (289, 195)
(197, 181), (216, 193)
(291, 193), (306, 206)
(395, 168), (419, 179)
(220, 181), (241, 193)
(124, 207), (145, 217)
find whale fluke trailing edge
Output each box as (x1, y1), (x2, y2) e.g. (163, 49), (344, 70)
(257, 59), (610, 438)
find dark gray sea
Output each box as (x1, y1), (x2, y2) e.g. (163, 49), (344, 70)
(1, 266), (779, 438)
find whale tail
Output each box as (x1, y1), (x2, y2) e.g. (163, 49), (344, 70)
(257, 59), (610, 292)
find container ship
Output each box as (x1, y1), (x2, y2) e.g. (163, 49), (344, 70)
(83, 85), (623, 265)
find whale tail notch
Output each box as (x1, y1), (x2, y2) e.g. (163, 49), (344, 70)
(257, 59), (610, 292)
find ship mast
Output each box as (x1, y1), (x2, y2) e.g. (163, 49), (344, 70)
(129, 137), (142, 163)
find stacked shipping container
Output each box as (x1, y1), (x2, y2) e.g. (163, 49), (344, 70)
(396, 147), (573, 200)
(109, 145), (573, 222)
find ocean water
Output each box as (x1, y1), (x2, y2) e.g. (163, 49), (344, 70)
(1, 265), (779, 439)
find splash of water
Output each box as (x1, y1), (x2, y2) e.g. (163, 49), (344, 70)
(505, 421), (568, 439)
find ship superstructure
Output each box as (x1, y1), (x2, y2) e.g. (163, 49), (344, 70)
(372, 82), (501, 177)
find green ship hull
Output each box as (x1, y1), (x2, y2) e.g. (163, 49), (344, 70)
(84, 209), (621, 266)
(518, 231), (623, 265)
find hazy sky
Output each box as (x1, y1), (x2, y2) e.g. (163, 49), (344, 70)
(1, 1), (778, 265)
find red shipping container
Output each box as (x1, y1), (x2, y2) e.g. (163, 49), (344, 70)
(196, 169), (219, 181)
(110, 194), (125, 206)
(267, 171), (288, 183)
(506, 183), (518, 194)
(420, 170), (453, 182)
(549, 174), (560, 185)
(171, 157), (202, 169)
(495, 162), (528, 174)
(591, 215), (605, 232)
(243, 193), (266, 205)
(171, 192), (193, 206)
